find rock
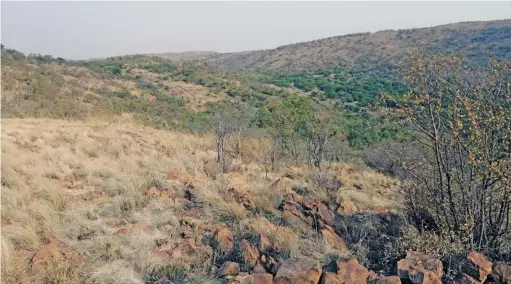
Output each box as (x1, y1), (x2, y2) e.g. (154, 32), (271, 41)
(116, 224), (151, 234)
(320, 225), (348, 252)
(233, 273), (273, 284)
(461, 251), (493, 282)
(493, 262), (511, 283)
(336, 257), (369, 283)
(274, 257), (322, 284)
(454, 273), (480, 284)
(408, 266), (442, 284)
(228, 187), (255, 211)
(337, 200), (358, 215)
(377, 276), (402, 284)
(397, 251), (443, 283)
(368, 270), (381, 281)
(213, 226), (234, 254)
(144, 186), (174, 202)
(240, 239), (260, 270)
(219, 261), (240, 276)
(301, 196), (334, 226)
(252, 262), (267, 274)
(181, 231), (192, 238)
(257, 235), (274, 253)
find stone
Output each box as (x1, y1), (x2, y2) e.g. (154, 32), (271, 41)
(377, 276), (402, 284)
(274, 257), (322, 284)
(461, 251), (493, 282)
(257, 235), (274, 253)
(335, 257), (369, 283)
(219, 261), (240, 276)
(233, 273), (273, 284)
(408, 266), (442, 284)
(301, 197), (334, 226)
(320, 225), (348, 252)
(240, 239), (260, 270)
(397, 251), (443, 282)
(213, 226), (234, 254)
(454, 273), (480, 284)
(337, 200), (358, 215)
(493, 262), (511, 284)
(252, 262), (267, 274)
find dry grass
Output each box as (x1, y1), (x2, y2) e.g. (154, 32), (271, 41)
(1, 117), (400, 283)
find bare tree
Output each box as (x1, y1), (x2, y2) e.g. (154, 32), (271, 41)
(381, 50), (511, 255)
(209, 101), (248, 173)
(306, 113), (339, 171)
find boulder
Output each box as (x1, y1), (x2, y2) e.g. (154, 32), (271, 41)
(461, 251), (493, 282)
(337, 200), (358, 215)
(301, 196), (334, 226)
(320, 225), (348, 252)
(252, 262), (267, 274)
(397, 251), (442, 283)
(335, 257), (369, 283)
(274, 257), (322, 284)
(240, 239), (260, 270)
(219, 261), (240, 277)
(213, 226), (235, 254)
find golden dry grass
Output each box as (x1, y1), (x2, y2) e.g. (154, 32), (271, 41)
(1, 117), (400, 283)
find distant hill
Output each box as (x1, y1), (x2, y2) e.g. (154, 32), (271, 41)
(153, 19), (511, 72)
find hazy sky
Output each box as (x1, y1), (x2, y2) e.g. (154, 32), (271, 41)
(2, 1), (511, 60)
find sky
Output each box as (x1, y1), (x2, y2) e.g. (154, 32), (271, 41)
(2, 1), (511, 60)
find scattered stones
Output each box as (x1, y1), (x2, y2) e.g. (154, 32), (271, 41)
(274, 257), (322, 284)
(213, 226), (234, 254)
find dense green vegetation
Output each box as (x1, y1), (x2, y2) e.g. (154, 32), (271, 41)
(2, 47), (406, 151)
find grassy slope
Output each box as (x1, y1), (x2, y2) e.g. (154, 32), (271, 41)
(1, 118), (400, 283)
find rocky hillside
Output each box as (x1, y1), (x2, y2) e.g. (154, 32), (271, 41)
(2, 118), (510, 283)
(156, 20), (511, 72)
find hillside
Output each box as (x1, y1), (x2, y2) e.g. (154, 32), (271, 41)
(156, 20), (511, 72)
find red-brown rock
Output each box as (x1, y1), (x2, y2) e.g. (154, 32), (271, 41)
(336, 257), (369, 283)
(454, 273), (479, 284)
(219, 261), (240, 276)
(397, 251), (443, 283)
(257, 235), (274, 253)
(213, 226), (234, 254)
(337, 200), (358, 215)
(240, 239), (260, 270)
(461, 251), (493, 282)
(233, 273), (273, 284)
(493, 262), (511, 284)
(377, 276), (402, 284)
(320, 225), (348, 252)
(274, 257), (322, 284)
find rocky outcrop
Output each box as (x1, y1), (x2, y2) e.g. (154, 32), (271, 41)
(447, 251), (493, 283)
(274, 257), (322, 284)
(319, 225), (348, 252)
